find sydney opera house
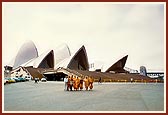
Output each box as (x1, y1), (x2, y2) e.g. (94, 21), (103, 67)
(4, 40), (154, 82)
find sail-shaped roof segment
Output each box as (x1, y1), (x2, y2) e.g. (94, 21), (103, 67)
(33, 49), (54, 68)
(8, 43), (70, 69)
(54, 45), (89, 70)
(53, 43), (71, 65)
(12, 40), (38, 69)
(102, 55), (128, 73)
(67, 45), (89, 70)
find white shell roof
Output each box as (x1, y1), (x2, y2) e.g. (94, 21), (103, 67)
(54, 45), (81, 69)
(53, 43), (71, 66)
(54, 45), (89, 69)
(67, 45), (89, 69)
(12, 43), (70, 69)
(19, 44), (70, 68)
(101, 55), (128, 72)
(20, 49), (54, 68)
(33, 49), (53, 68)
(12, 40), (38, 69)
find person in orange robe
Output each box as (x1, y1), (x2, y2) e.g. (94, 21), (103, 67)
(70, 76), (74, 91)
(84, 76), (89, 90)
(88, 76), (94, 90)
(76, 77), (80, 90)
(79, 78), (83, 90)
(73, 76), (77, 91)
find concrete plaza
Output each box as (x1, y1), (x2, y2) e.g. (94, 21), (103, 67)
(3, 81), (165, 112)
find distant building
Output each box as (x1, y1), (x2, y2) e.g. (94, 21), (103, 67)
(4, 65), (12, 77)
(140, 66), (147, 76)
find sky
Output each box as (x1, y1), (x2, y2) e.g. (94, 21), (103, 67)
(2, 2), (165, 72)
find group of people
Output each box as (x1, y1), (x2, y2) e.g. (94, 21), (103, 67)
(64, 75), (94, 91)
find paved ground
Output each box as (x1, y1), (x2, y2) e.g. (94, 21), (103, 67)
(3, 81), (165, 112)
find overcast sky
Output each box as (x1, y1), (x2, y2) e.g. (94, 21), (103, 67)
(2, 2), (165, 72)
